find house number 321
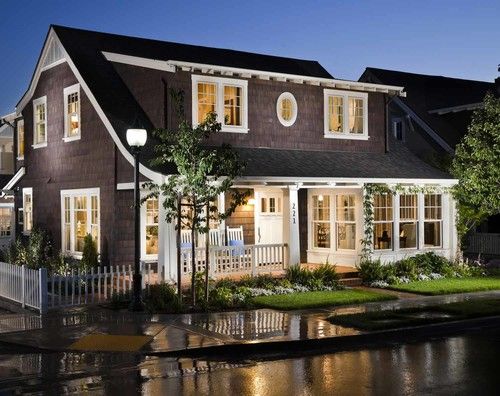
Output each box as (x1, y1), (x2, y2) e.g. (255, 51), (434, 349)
(292, 203), (296, 224)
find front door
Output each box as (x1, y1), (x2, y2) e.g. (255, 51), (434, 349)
(255, 191), (283, 244)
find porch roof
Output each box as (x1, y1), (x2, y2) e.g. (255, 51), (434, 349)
(235, 144), (452, 180)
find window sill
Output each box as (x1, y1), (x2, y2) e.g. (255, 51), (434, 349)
(220, 127), (249, 134)
(63, 135), (81, 143)
(32, 142), (47, 149)
(323, 133), (369, 141)
(141, 255), (158, 262)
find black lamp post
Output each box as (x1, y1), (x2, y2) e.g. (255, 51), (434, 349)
(127, 128), (147, 311)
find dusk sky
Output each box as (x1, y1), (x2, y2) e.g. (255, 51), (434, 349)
(1, 0), (499, 115)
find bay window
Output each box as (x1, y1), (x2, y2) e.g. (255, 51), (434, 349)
(336, 194), (356, 250)
(33, 96), (47, 147)
(424, 194), (442, 247)
(399, 194), (418, 249)
(192, 75), (248, 133)
(373, 194), (393, 250)
(324, 89), (368, 139)
(61, 188), (100, 256)
(63, 84), (80, 141)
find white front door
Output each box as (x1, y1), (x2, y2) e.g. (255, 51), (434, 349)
(255, 191), (283, 244)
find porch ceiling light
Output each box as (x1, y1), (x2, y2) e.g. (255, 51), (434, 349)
(126, 128), (147, 147)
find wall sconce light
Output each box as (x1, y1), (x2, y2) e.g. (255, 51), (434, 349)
(318, 194), (324, 202)
(247, 198), (256, 205)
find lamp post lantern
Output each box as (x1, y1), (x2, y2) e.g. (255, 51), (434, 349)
(127, 128), (147, 311)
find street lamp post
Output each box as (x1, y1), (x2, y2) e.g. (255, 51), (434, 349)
(127, 128), (147, 311)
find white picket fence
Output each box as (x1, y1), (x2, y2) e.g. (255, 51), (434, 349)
(0, 262), (47, 313)
(0, 262), (156, 314)
(181, 243), (288, 278)
(47, 263), (156, 310)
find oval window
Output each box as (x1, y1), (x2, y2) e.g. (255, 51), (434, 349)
(276, 92), (297, 127)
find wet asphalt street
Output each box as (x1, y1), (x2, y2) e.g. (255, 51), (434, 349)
(0, 326), (499, 395)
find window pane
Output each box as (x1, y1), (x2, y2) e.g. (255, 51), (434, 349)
(337, 223), (356, 250)
(35, 103), (46, 144)
(348, 98), (364, 134)
(280, 98), (292, 121)
(74, 196), (87, 252)
(224, 85), (242, 126)
(314, 223), (330, 248)
(198, 83), (216, 123)
(374, 223), (392, 250)
(312, 195), (330, 249)
(328, 96), (343, 132)
(0, 208), (11, 237)
(424, 221), (441, 247)
(146, 226), (158, 254)
(261, 198), (267, 213)
(17, 120), (24, 157)
(400, 194), (418, 220)
(313, 195), (330, 220)
(336, 195), (355, 222)
(269, 197), (276, 213)
(399, 222), (417, 249)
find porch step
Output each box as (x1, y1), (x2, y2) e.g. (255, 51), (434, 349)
(336, 270), (360, 280)
(339, 277), (363, 287)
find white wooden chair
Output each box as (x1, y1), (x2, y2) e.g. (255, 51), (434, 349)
(226, 226), (244, 244)
(198, 229), (224, 247)
(180, 230), (192, 247)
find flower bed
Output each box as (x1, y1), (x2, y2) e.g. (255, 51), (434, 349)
(357, 252), (486, 289)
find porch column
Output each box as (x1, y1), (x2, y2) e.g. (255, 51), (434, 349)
(288, 185), (300, 266)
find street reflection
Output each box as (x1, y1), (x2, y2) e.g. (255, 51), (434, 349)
(0, 328), (498, 395)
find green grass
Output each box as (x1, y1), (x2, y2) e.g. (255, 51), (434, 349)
(387, 277), (500, 295)
(251, 289), (395, 310)
(329, 298), (500, 331)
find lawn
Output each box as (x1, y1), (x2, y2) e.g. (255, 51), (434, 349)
(329, 298), (500, 331)
(387, 277), (500, 295)
(251, 289), (395, 310)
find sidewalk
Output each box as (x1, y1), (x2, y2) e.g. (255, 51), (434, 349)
(1, 290), (499, 355)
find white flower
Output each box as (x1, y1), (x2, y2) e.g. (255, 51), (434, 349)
(370, 280), (389, 288)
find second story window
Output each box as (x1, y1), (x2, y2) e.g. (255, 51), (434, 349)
(276, 92), (298, 127)
(32, 96), (47, 148)
(64, 84), (81, 141)
(22, 187), (33, 235)
(392, 117), (404, 141)
(324, 89), (368, 140)
(192, 75), (248, 133)
(17, 119), (24, 159)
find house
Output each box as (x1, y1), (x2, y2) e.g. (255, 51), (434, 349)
(6, 25), (457, 282)
(359, 68), (500, 257)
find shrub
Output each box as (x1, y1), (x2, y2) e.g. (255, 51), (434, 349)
(209, 286), (234, 309)
(311, 263), (340, 287)
(214, 277), (238, 290)
(286, 265), (314, 285)
(6, 228), (52, 269)
(145, 283), (182, 313)
(394, 257), (418, 280)
(81, 234), (99, 272)
(47, 252), (74, 275)
(238, 274), (279, 289)
(356, 259), (385, 283)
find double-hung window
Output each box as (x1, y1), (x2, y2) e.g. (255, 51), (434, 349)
(22, 188), (33, 235)
(63, 84), (81, 141)
(312, 195), (330, 249)
(373, 194), (393, 250)
(324, 89), (368, 139)
(192, 75), (248, 133)
(33, 96), (47, 147)
(424, 194), (442, 247)
(61, 188), (100, 256)
(399, 194), (418, 249)
(17, 119), (25, 159)
(144, 197), (159, 256)
(0, 207), (12, 237)
(336, 194), (356, 250)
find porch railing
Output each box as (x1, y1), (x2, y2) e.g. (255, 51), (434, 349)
(467, 233), (500, 255)
(181, 243), (288, 278)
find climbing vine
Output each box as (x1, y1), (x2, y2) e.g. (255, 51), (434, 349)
(360, 183), (451, 262)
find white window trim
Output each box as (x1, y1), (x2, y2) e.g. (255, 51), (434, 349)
(373, 193), (394, 252)
(32, 96), (47, 148)
(141, 195), (159, 261)
(17, 119), (25, 160)
(22, 187), (33, 235)
(60, 188), (100, 259)
(397, 193), (419, 251)
(276, 92), (298, 127)
(63, 84), (81, 142)
(323, 89), (369, 140)
(191, 74), (248, 133)
(423, 193), (443, 249)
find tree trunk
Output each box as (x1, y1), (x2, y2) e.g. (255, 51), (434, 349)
(176, 195), (182, 301)
(204, 201), (210, 303)
(191, 196), (197, 306)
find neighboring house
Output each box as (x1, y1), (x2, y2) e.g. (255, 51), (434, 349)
(359, 68), (500, 257)
(6, 25), (457, 281)
(0, 113), (16, 250)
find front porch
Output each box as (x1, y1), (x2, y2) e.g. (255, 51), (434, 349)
(156, 180), (457, 283)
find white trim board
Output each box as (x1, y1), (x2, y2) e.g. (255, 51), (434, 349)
(102, 52), (176, 72)
(236, 176), (457, 186)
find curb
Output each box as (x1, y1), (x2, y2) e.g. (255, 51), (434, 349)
(145, 315), (500, 359)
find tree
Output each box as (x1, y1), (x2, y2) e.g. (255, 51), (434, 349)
(451, 92), (500, 243)
(145, 107), (248, 306)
